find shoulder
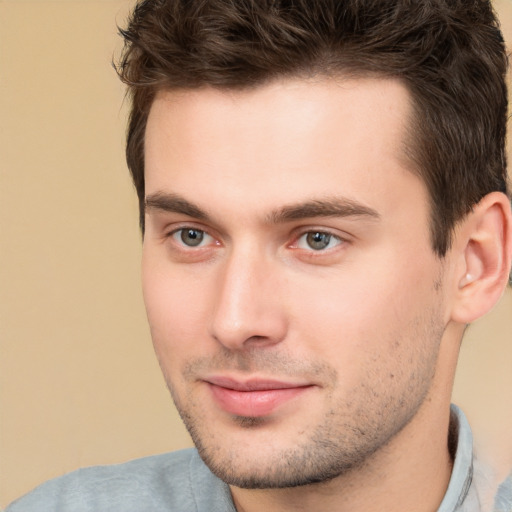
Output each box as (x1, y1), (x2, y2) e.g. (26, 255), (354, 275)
(6, 449), (231, 512)
(493, 472), (512, 512)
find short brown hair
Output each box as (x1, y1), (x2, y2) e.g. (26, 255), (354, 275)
(117, 0), (509, 256)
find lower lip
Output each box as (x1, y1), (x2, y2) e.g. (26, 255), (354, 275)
(207, 383), (312, 418)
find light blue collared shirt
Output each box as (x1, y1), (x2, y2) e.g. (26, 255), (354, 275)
(6, 405), (512, 511)
(438, 405), (511, 512)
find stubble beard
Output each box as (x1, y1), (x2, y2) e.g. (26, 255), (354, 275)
(172, 381), (436, 489)
(159, 313), (445, 491)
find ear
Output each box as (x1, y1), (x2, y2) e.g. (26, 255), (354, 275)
(450, 192), (512, 324)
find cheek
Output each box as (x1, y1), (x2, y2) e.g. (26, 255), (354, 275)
(141, 257), (211, 363)
(288, 254), (440, 368)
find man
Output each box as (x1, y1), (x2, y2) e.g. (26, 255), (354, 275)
(7, 0), (512, 511)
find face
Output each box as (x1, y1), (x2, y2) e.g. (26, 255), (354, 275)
(142, 78), (450, 488)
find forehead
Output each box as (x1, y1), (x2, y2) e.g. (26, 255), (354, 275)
(146, 77), (411, 157)
(144, 77), (423, 222)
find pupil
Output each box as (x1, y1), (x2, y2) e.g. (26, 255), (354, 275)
(307, 232), (331, 250)
(181, 229), (204, 247)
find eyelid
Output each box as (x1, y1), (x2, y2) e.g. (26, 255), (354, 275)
(164, 223), (221, 248)
(290, 226), (348, 244)
(296, 231), (342, 250)
(160, 221), (349, 256)
(172, 228), (213, 247)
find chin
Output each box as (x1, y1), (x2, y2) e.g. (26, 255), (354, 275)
(188, 417), (380, 490)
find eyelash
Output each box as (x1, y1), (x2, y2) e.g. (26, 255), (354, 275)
(293, 231), (343, 252)
(165, 226), (347, 256)
(170, 227), (215, 248)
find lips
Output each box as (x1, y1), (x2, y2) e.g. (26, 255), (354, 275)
(205, 376), (313, 418)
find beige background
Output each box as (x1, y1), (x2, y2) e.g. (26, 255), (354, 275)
(1, 0), (511, 506)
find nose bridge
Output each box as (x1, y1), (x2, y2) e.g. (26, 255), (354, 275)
(210, 242), (287, 350)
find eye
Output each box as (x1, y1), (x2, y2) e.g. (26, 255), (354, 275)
(171, 228), (213, 247)
(296, 231), (342, 251)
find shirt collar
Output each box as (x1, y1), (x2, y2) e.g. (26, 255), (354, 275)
(436, 404), (474, 512)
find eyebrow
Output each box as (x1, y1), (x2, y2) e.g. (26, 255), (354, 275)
(145, 192), (209, 220)
(145, 192), (380, 224)
(267, 198), (380, 223)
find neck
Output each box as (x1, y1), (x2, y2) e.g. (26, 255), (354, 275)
(230, 398), (454, 512)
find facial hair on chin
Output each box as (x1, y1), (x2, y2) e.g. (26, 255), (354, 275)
(156, 317), (444, 491)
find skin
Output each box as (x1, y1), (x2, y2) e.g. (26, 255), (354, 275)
(141, 77), (509, 512)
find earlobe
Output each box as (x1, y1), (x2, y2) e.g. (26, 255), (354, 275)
(451, 192), (512, 324)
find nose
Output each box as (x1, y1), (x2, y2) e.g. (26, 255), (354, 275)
(209, 248), (288, 351)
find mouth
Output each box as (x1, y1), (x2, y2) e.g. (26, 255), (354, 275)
(204, 376), (315, 418)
